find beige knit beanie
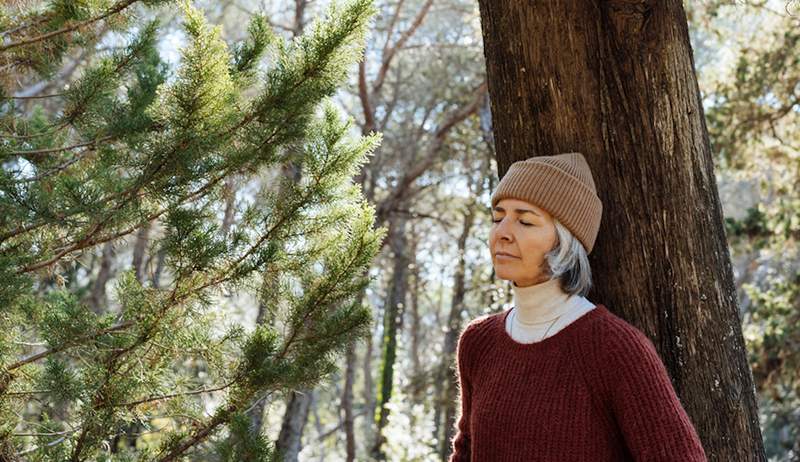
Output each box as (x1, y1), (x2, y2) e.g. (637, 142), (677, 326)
(491, 152), (603, 254)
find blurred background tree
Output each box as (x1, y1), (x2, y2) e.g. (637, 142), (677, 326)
(689, 1), (800, 458)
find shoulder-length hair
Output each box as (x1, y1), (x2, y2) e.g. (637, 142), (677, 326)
(544, 218), (593, 297)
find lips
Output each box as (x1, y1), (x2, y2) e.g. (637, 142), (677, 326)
(495, 252), (518, 258)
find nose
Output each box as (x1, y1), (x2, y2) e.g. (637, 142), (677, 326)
(495, 216), (513, 242)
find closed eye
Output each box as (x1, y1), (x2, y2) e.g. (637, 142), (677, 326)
(492, 219), (532, 226)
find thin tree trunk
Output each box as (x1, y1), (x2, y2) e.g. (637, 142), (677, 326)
(220, 176), (237, 237)
(360, 304), (376, 458)
(276, 388), (314, 462)
(87, 241), (115, 314)
(408, 221), (423, 402)
(150, 245), (166, 289)
(370, 209), (410, 461)
(342, 327), (359, 462)
(439, 203), (475, 461)
(476, 1), (764, 459)
(132, 224), (149, 283)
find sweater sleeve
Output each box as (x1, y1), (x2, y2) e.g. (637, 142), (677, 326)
(449, 323), (473, 462)
(605, 325), (707, 461)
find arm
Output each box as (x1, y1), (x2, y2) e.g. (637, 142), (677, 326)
(449, 324), (472, 461)
(606, 326), (707, 461)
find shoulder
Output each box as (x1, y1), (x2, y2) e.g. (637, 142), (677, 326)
(456, 311), (502, 363)
(589, 305), (658, 353)
(586, 306), (673, 392)
(458, 311), (498, 347)
(465, 311), (498, 332)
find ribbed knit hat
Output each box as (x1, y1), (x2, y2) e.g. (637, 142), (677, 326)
(491, 152), (603, 254)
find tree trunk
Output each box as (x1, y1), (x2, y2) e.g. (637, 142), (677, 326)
(407, 221), (424, 403)
(342, 333), (358, 462)
(132, 224), (149, 283)
(475, 1), (764, 460)
(86, 241), (115, 314)
(439, 202), (476, 461)
(276, 388), (314, 462)
(370, 208), (410, 461)
(360, 299), (376, 458)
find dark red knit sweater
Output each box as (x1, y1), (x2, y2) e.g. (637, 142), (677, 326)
(449, 304), (707, 461)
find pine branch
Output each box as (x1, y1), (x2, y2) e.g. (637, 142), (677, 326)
(2, 2), (381, 459)
(4, 92), (64, 99)
(278, 218), (376, 359)
(7, 135), (112, 158)
(0, 15), (51, 38)
(154, 229), (376, 460)
(155, 404), (234, 462)
(112, 379), (238, 408)
(4, 154), (229, 265)
(3, 321), (133, 373)
(9, 151), (93, 184)
(10, 80), (307, 272)
(8, 183), (326, 455)
(0, 0), (141, 52)
(68, 282), (185, 462)
(6, 43), (308, 260)
(0, 122), (70, 141)
(4, 0), (373, 272)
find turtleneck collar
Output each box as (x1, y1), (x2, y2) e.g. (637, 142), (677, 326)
(511, 277), (572, 324)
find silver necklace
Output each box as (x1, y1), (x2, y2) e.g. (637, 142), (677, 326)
(511, 307), (564, 342)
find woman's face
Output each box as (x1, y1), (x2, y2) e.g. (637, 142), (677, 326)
(489, 198), (558, 287)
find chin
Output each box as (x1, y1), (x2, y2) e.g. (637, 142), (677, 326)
(493, 268), (516, 281)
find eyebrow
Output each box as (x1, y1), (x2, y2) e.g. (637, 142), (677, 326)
(492, 206), (542, 217)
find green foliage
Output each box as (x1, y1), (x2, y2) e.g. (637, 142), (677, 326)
(704, 12), (800, 170)
(214, 412), (276, 462)
(249, 0), (375, 137)
(27, 413), (70, 462)
(161, 205), (228, 277)
(0, 0), (384, 460)
(36, 290), (100, 348)
(150, 1), (238, 134)
(109, 20), (169, 139)
(61, 17), (161, 137)
(51, 1), (114, 23)
(743, 270), (800, 456)
(231, 13), (274, 85)
(40, 358), (84, 403)
(725, 205), (770, 244)
(0, 0), (170, 78)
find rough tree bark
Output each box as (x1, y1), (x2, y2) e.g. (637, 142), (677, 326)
(475, 1), (764, 460)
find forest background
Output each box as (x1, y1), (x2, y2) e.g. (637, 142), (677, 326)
(1, 0), (798, 461)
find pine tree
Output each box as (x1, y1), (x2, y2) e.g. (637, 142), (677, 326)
(0, 0), (386, 460)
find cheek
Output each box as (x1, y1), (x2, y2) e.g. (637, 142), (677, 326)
(517, 232), (545, 257)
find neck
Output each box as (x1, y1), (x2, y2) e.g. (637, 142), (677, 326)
(511, 277), (571, 323)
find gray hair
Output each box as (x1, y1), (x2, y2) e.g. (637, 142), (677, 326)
(543, 218), (593, 297)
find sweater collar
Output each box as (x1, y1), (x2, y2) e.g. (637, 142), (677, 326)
(511, 277), (572, 324)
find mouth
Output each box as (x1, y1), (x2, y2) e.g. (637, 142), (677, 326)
(495, 252), (519, 259)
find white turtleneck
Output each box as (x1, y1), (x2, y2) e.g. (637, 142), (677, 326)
(505, 277), (596, 344)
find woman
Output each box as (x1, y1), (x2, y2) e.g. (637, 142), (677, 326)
(449, 153), (707, 461)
